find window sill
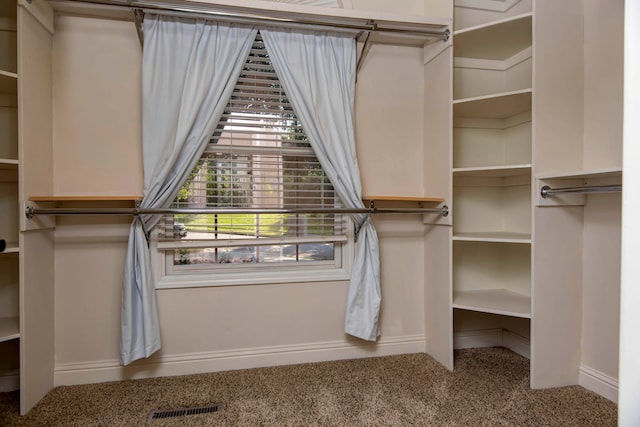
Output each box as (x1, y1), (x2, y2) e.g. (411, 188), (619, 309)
(155, 267), (351, 289)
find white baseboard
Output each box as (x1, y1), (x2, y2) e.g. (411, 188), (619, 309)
(579, 364), (618, 403)
(54, 335), (425, 386)
(454, 328), (530, 359)
(0, 372), (20, 392)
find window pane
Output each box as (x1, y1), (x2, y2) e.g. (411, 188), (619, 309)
(164, 32), (343, 270)
(173, 242), (335, 266)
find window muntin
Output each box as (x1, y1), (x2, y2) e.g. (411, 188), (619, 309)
(156, 33), (347, 280)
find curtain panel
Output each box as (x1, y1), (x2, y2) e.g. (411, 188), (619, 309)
(121, 15), (257, 365)
(260, 28), (381, 341)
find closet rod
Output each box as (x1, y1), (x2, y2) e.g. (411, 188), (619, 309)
(540, 184), (622, 198)
(25, 205), (449, 219)
(47, 0), (450, 40)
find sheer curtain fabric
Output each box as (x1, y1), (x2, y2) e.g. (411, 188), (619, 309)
(121, 15), (257, 365)
(261, 28), (381, 341)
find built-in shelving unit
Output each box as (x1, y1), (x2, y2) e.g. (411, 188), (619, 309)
(451, 0), (532, 360)
(1, 0), (57, 414)
(0, 0), (19, 353)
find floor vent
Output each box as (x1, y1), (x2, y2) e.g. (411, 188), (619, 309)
(148, 403), (223, 419)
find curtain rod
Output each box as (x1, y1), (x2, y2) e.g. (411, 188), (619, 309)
(540, 184), (622, 198)
(48, 0), (450, 40)
(25, 205), (449, 219)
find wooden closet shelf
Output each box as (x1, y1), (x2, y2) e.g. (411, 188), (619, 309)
(29, 196), (142, 202)
(362, 196), (445, 203)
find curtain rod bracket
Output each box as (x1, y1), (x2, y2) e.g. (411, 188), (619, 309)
(356, 28), (372, 76)
(134, 8), (144, 46)
(25, 206), (34, 220)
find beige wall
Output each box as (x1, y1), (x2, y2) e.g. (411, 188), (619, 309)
(582, 0), (623, 171)
(52, 15), (143, 197)
(580, 0), (624, 382)
(52, 12), (430, 382)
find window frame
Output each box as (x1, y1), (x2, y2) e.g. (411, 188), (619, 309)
(151, 32), (354, 289)
(151, 222), (354, 288)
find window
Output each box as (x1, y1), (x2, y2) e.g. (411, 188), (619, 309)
(153, 32), (351, 288)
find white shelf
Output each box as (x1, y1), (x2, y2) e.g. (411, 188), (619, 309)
(453, 164), (531, 177)
(0, 158), (18, 167)
(0, 317), (19, 342)
(1, 241), (18, 253)
(454, 13), (532, 61)
(453, 289), (531, 318)
(453, 232), (531, 244)
(453, 89), (532, 119)
(536, 167), (622, 181)
(0, 71), (17, 94)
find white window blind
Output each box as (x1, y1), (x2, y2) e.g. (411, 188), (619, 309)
(159, 32), (345, 269)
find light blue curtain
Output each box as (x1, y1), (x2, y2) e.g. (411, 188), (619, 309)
(121, 15), (257, 365)
(261, 28), (381, 341)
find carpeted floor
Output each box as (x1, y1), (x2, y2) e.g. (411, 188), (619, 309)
(0, 347), (617, 426)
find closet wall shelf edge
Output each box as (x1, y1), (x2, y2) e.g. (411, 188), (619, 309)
(452, 232), (531, 243)
(29, 196), (142, 202)
(0, 241), (19, 253)
(0, 317), (20, 343)
(453, 164), (531, 177)
(453, 289), (531, 319)
(535, 167), (622, 181)
(453, 89), (532, 119)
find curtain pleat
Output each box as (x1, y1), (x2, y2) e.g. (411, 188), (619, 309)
(121, 15), (257, 365)
(261, 28), (381, 341)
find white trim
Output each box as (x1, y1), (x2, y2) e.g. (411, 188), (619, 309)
(156, 265), (351, 288)
(502, 329), (530, 358)
(0, 371), (20, 392)
(54, 335), (425, 386)
(453, 328), (530, 358)
(454, 328), (503, 349)
(579, 364), (618, 403)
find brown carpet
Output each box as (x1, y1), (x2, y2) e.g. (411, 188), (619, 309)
(0, 347), (617, 426)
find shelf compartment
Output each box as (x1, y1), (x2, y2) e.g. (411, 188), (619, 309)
(453, 240), (531, 317)
(0, 181), (19, 243)
(453, 0), (532, 31)
(0, 317), (19, 342)
(453, 89), (532, 120)
(362, 196), (445, 204)
(453, 289), (531, 318)
(0, 252), (19, 336)
(453, 173), (531, 236)
(454, 13), (532, 61)
(453, 112), (531, 169)
(0, 71), (17, 94)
